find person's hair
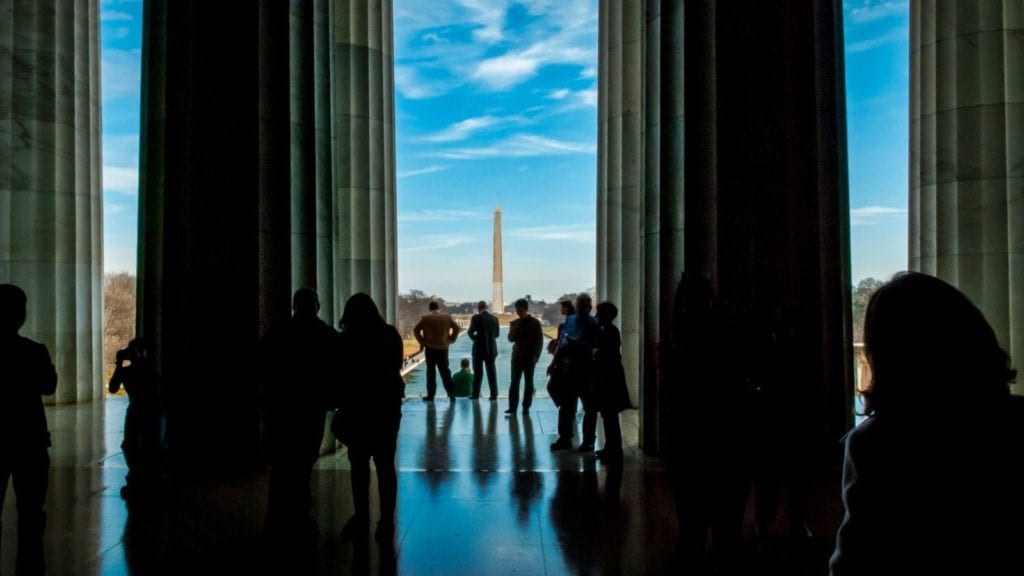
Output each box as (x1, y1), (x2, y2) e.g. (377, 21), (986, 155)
(0, 283), (27, 333)
(477, 300), (487, 310)
(340, 293), (386, 334)
(429, 301), (440, 311)
(862, 272), (1016, 417)
(292, 288), (319, 316)
(575, 293), (592, 315)
(560, 299), (576, 315)
(596, 301), (618, 323)
(460, 358), (470, 368)
(514, 298), (529, 310)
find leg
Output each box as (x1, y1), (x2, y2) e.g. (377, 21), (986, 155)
(346, 447), (371, 525)
(581, 409), (598, 449)
(508, 358), (523, 411)
(424, 349), (438, 399)
(522, 361), (535, 409)
(13, 450), (49, 576)
(485, 357), (498, 399)
(555, 393), (578, 446)
(600, 408), (622, 455)
(122, 404), (138, 487)
(437, 352), (454, 398)
(0, 465), (9, 568)
(471, 355), (484, 398)
(373, 434), (399, 527)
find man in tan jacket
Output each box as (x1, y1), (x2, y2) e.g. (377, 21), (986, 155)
(413, 301), (461, 401)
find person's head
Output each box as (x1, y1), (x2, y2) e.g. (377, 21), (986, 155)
(0, 283), (27, 335)
(575, 293), (592, 317)
(514, 298), (529, 318)
(460, 358), (471, 370)
(862, 272), (1015, 417)
(429, 301), (440, 312)
(127, 337), (149, 359)
(559, 299), (575, 317)
(477, 300), (487, 312)
(340, 293), (385, 333)
(596, 301), (618, 325)
(292, 288), (320, 317)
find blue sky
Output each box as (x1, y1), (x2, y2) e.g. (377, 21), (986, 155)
(100, 0), (908, 301)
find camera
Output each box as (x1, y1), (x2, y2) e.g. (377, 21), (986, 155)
(116, 347), (133, 366)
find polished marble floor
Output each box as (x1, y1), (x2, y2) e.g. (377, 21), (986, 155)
(2, 397), (833, 575)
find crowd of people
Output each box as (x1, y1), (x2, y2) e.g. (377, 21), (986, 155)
(2, 270), (1022, 573)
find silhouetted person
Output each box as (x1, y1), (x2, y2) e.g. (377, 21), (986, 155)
(550, 294), (599, 451)
(0, 284), (57, 575)
(109, 337), (162, 500)
(544, 299), (574, 416)
(467, 300), (499, 400)
(830, 272), (1024, 575)
(506, 298), (543, 414)
(593, 302), (631, 464)
(450, 358), (474, 398)
(261, 288), (337, 537)
(666, 272), (748, 575)
(334, 293), (404, 543)
(413, 301), (460, 402)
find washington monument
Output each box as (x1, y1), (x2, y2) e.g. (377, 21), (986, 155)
(492, 205), (504, 312)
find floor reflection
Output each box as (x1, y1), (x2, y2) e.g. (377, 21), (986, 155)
(3, 397), (677, 575)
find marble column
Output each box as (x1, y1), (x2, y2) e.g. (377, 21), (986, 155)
(332, 0), (397, 323)
(598, 0), (643, 417)
(0, 0), (103, 405)
(910, 0), (1024, 389)
(598, 0), (851, 452)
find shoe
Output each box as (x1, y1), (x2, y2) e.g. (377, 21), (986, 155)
(422, 396), (434, 402)
(489, 396), (498, 401)
(119, 485), (131, 500)
(596, 448), (623, 461)
(550, 439), (573, 451)
(470, 395), (480, 400)
(504, 408), (516, 415)
(449, 396), (456, 402)
(576, 442), (595, 453)
(522, 406), (530, 413)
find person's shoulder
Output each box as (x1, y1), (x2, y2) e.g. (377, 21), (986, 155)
(15, 335), (50, 356)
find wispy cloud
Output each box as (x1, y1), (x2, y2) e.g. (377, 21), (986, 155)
(398, 164), (450, 179)
(401, 234), (476, 252)
(850, 205), (907, 226)
(431, 134), (594, 160)
(507, 224), (595, 243)
(101, 10), (133, 21)
(104, 202), (129, 216)
(104, 166), (138, 195)
(102, 48), (141, 100)
(847, 1), (908, 25)
(847, 26), (907, 53)
(399, 208), (489, 223)
(422, 116), (515, 143)
(457, 0), (510, 43)
(394, 65), (461, 100)
(103, 133), (139, 195)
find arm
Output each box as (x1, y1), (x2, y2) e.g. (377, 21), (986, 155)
(36, 344), (57, 396)
(109, 364), (125, 395)
(468, 316), (479, 341)
(830, 428), (876, 576)
(413, 318), (426, 347)
(508, 319), (518, 343)
(448, 317), (461, 342)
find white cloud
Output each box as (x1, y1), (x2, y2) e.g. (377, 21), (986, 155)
(394, 65), (459, 100)
(422, 115), (522, 142)
(431, 134), (594, 160)
(850, 205), (907, 226)
(579, 66), (597, 79)
(398, 164), (450, 179)
(106, 27), (131, 40)
(457, 0), (510, 43)
(101, 10), (132, 21)
(102, 48), (141, 100)
(847, 1), (908, 25)
(103, 165), (138, 195)
(401, 234), (476, 252)
(847, 27), (907, 53)
(104, 202), (128, 216)
(548, 88), (571, 100)
(399, 208), (489, 222)
(508, 224), (594, 243)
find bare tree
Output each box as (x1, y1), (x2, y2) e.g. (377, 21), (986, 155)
(104, 272), (136, 383)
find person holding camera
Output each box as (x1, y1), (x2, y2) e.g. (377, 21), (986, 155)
(109, 337), (162, 499)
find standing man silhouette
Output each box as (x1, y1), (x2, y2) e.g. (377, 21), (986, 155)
(0, 284), (58, 575)
(413, 301), (461, 402)
(467, 300), (500, 400)
(507, 298), (543, 414)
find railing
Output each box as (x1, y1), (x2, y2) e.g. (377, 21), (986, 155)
(853, 343), (871, 394)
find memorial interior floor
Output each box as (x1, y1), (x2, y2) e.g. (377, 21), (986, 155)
(2, 396), (835, 575)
